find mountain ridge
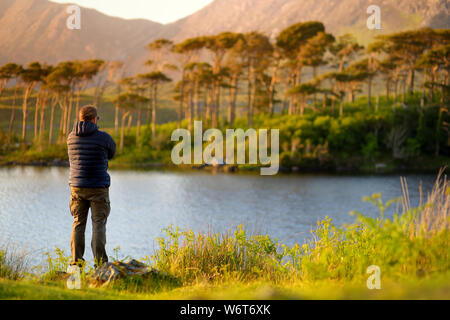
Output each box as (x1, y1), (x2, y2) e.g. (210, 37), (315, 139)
(0, 0), (164, 72)
(0, 0), (448, 72)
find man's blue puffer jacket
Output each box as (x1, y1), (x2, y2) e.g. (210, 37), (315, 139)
(67, 121), (116, 188)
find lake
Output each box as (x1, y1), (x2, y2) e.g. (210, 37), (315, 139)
(0, 166), (436, 265)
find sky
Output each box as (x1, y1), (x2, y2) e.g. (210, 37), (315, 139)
(50, 0), (214, 24)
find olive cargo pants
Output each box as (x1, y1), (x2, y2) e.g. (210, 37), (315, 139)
(69, 187), (110, 266)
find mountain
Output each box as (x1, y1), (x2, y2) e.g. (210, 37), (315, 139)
(0, 0), (448, 71)
(0, 0), (164, 72)
(164, 0), (450, 42)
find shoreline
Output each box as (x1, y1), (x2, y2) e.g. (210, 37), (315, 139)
(0, 159), (446, 175)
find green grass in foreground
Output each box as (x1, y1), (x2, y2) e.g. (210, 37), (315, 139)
(0, 171), (449, 300)
(1, 274), (449, 300)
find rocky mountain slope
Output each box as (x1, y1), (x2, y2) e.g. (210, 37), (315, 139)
(0, 0), (163, 71)
(164, 0), (449, 41)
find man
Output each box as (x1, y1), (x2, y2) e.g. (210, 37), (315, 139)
(67, 105), (116, 267)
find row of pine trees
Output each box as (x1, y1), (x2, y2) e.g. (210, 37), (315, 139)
(0, 21), (449, 151)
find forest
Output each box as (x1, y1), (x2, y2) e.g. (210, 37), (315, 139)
(0, 22), (449, 171)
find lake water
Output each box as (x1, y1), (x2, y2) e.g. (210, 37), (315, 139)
(0, 167), (436, 265)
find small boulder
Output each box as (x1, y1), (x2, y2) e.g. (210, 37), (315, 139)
(88, 259), (156, 287)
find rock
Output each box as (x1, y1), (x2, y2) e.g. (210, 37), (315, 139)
(88, 259), (159, 287)
(90, 263), (122, 285)
(125, 259), (149, 275)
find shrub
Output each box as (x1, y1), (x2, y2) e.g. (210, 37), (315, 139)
(0, 243), (30, 280)
(151, 171), (450, 284)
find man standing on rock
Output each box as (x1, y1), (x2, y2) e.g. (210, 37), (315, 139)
(67, 105), (116, 267)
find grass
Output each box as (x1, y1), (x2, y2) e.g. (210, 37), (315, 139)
(0, 170), (449, 300)
(0, 242), (30, 280)
(2, 275), (449, 300)
(0, 279), (138, 300)
(148, 170), (449, 287)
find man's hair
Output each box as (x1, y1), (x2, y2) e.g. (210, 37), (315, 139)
(79, 105), (98, 122)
